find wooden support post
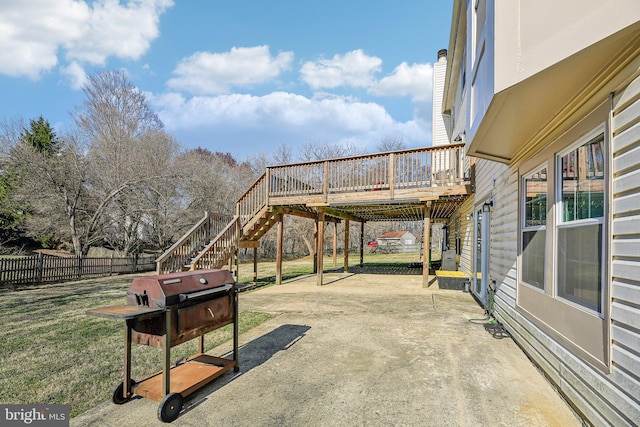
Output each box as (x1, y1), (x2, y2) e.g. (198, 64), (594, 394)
(317, 209), (325, 286)
(333, 222), (338, 267)
(360, 221), (364, 267)
(313, 219), (318, 274)
(276, 213), (283, 285)
(423, 204), (432, 288)
(253, 247), (258, 285)
(344, 220), (350, 273)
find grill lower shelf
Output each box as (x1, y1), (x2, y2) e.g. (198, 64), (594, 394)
(133, 354), (236, 402)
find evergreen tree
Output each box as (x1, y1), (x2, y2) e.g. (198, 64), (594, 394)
(0, 171), (25, 242)
(21, 115), (58, 155)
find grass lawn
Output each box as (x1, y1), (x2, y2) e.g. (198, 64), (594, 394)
(0, 251), (421, 417)
(235, 251), (425, 283)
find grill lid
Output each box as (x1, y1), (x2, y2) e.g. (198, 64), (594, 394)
(127, 269), (235, 309)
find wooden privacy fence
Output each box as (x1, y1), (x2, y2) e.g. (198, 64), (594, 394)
(0, 254), (156, 287)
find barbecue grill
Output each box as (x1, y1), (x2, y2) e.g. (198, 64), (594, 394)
(87, 269), (239, 423)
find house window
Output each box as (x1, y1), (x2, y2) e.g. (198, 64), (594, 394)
(517, 106), (609, 368)
(556, 133), (605, 313)
(521, 165), (547, 290)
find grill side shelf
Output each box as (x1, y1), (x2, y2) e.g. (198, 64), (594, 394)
(87, 304), (164, 321)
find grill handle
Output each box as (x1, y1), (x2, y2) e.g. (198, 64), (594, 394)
(178, 284), (233, 303)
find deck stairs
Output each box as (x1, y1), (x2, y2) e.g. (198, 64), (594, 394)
(156, 186), (279, 274)
(241, 205), (279, 242)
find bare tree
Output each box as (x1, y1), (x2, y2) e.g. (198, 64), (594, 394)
(98, 130), (181, 254)
(271, 142), (295, 165)
(298, 140), (363, 162)
(3, 73), (260, 255)
(377, 136), (407, 152)
(8, 125), (93, 254)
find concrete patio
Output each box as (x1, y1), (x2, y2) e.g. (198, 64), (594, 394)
(72, 272), (581, 426)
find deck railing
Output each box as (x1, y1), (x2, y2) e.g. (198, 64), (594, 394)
(235, 144), (469, 227)
(269, 144), (467, 195)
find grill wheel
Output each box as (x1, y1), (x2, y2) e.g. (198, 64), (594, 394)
(111, 379), (135, 405)
(158, 392), (183, 423)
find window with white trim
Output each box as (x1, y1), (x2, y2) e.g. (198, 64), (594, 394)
(521, 165), (547, 290)
(517, 106), (609, 368)
(556, 132), (605, 313)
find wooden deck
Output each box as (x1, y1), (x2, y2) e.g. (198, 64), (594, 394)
(157, 144), (474, 282)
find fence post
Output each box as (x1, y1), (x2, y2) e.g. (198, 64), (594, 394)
(110, 253), (114, 276)
(37, 252), (44, 283)
(76, 256), (82, 278)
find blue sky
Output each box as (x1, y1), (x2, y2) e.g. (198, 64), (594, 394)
(0, 0), (453, 161)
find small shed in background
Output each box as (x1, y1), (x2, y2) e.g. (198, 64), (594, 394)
(376, 231), (418, 253)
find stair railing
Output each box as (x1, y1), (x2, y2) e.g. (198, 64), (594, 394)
(190, 216), (241, 271)
(156, 212), (233, 274)
(236, 172), (267, 228)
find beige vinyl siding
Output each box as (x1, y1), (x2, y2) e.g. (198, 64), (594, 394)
(489, 168), (519, 307)
(610, 71), (640, 424)
(447, 196), (474, 276)
(473, 160), (520, 307)
(432, 58), (451, 146)
(459, 196), (474, 276)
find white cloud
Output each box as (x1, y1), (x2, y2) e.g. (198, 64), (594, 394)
(65, 0), (174, 65)
(167, 46), (294, 95)
(300, 50), (382, 90)
(0, 0), (173, 81)
(149, 91), (429, 156)
(60, 61), (87, 90)
(300, 51), (433, 102)
(0, 0), (88, 79)
(371, 62), (433, 102)
(153, 91), (393, 130)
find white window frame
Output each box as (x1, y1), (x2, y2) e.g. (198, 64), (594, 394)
(554, 125), (606, 316)
(521, 163), (548, 291)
